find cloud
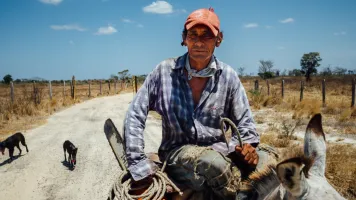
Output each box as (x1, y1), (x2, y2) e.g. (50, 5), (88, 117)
(244, 23), (259, 28)
(279, 18), (294, 23)
(334, 31), (347, 36)
(278, 46), (285, 50)
(143, 1), (173, 14)
(94, 25), (117, 35)
(50, 24), (87, 31)
(137, 24), (144, 28)
(265, 25), (273, 29)
(122, 18), (134, 23)
(39, 0), (63, 5)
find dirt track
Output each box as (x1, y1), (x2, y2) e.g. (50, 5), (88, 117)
(0, 93), (162, 200)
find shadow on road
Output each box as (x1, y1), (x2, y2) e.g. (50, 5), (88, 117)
(61, 160), (75, 171)
(0, 154), (23, 167)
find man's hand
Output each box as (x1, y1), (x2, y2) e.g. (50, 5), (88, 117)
(235, 143), (259, 168)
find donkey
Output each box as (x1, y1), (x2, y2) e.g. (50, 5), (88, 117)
(238, 113), (346, 200)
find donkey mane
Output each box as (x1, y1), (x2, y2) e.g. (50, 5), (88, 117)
(240, 145), (315, 193)
(240, 163), (280, 193)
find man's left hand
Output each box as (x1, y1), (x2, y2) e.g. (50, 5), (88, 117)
(235, 143), (259, 168)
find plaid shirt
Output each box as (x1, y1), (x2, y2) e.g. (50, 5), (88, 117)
(123, 53), (260, 181)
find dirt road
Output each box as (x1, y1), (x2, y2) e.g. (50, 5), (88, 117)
(0, 93), (163, 200)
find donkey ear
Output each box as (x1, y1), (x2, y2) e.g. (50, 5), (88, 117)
(304, 113), (326, 177)
(276, 157), (310, 197)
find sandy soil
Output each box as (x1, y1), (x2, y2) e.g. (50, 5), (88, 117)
(0, 93), (162, 200)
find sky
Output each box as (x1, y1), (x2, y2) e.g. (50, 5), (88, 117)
(0, 0), (355, 80)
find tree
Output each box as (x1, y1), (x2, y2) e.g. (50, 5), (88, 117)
(118, 69), (130, 82)
(289, 69), (303, 76)
(237, 66), (245, 76)
(110, 74), (119, 80)
(258, 60), (274, 79)
(281, 69), (287, 76)
(333, 67), (347, 76)
(3, 74), (13, 84)
(300, 52), (322, 82)
(320, 65), (333, 76)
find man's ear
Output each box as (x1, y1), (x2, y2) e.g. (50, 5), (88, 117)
(215, 31), (223, 47)
(181, 34), (187, 46)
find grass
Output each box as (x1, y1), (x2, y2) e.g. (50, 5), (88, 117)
(0, 81), (141, 139)
(243, 75), (356, 135)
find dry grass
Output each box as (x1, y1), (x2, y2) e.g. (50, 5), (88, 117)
(0, 81), (140, 139)
(243, 75), (356, 135)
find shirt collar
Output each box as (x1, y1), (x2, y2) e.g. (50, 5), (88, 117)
(172, 52), (222, 71)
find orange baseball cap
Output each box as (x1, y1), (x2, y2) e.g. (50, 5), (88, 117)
(184, 7), (220, 36)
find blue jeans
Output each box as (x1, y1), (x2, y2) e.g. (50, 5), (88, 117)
(165, 144), (276, 200)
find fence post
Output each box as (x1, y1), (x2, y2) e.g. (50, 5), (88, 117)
(267, 80), (270, 96)
(33, 81), (39, 105)
(281, 80), (284, 98)
(10, 81), (14, 104)
(300, 81), (304, 102)
(133, 76), (138, 93)
(63, 80), (66, 98)
(49, 80), (52, 100)
(100, 80), (102, 95)
(352, 79), (355, 107)
(88, 80), (91, 97)
(108, 80), (111, 92)
(254, 80), (259, 91)
(114, 79), (117, 94)
(322, 79), (326, 107)
(71, 76), (76, 99)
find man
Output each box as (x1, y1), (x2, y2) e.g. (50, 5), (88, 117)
(123, 7), (270, 199)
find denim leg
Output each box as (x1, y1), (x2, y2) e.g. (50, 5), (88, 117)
(166, 145), (237, 200)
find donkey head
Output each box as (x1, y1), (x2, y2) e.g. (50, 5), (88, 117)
(241, 114), (346, 200)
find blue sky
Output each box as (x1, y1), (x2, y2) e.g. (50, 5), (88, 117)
(0, 0), (355, 80)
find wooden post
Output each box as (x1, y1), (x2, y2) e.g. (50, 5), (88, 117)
(33, 81), (36, 104)
(100, 80), (102, 95)
(10, 81), (14, 103)
(300, 81), (304, 102)
(70, 80), (73, 98)
(49, 80), (52, 100)
(133, 76), (138, 93)
(267, 80), (270, 96)
(63, 80), (66, 98)
(71, 76), (76, 99)
(114, 79), (117, 94)
(254, 80), (259, 91)
(282, 80), (284, 98)
(352, 79), (355, 107)
(33, 81), (39, 105)
(108, 80), (111, 91)
(322, 79), (326, 107)
(88, 81), (91, 97)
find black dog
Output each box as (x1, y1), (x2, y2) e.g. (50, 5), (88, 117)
(0, 132), (29, 162)
(63, 140), (78, 169)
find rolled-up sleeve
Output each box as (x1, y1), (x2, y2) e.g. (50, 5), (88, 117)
(123, 69), (159, 181)
(212, 75), (260, 155)
(229, 77), (260, 147)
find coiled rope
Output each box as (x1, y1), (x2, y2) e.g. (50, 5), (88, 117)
(108, 147), (184, 200)
(108, 117), (243, 200)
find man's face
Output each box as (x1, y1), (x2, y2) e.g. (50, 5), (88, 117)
(183, 24), (221, 62)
